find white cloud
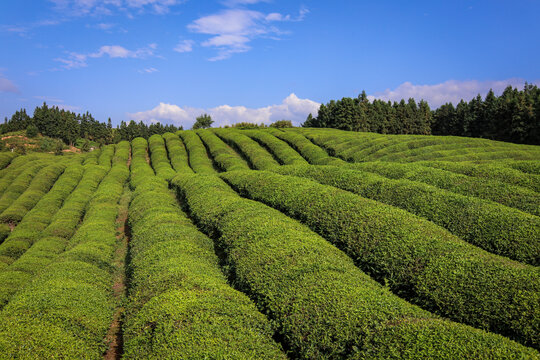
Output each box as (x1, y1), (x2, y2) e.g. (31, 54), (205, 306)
(188, 6), (308, 61)
(0, 76), (19, 93)
(55, 43), (157, 69)
(138, 67), (158, 73)
(128, 93), (320, 128)
(173, 39), (194, 53)
(368, 78), (540, 108)
(49, 0), (182, 16)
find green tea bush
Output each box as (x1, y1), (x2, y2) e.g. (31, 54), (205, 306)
(213, 129), (280, 170)
(0, 224), (9, 244)
(148, 134), (177, 180)
(162, 132), (192, 174)
(0, 152), (17, 171)
(196, 129), (250, 171)
(172, 173), (538, 359)
(348, 161), (540, 216)
(273, 165), (540, 265)
(0, 140), (129, 358)
(243, 129), (308, 166)
(176, 130), (216, 174)
(124, 161), (285, 358)
(221, 170), (540, 348)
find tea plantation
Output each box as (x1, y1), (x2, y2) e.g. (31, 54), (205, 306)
(0, 128), (538, 359)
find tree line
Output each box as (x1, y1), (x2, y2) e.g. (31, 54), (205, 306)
(303, 84), (540, 145)
(1, 103), (181, 145)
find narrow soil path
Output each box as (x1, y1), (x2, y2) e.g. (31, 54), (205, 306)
(104, 187), (131, 360)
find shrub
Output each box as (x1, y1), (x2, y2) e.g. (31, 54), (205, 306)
(176, 130), (216, 174)
(162, 132), (192, 174)
(26, 125), (39, 138)
(270, 120), (293, 128)
(197, 129), (250, 172)
(243, 129), (308, 166)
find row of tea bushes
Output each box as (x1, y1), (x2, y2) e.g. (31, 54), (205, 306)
(0, 153), (49, 186)
(272, 165), (539, 265)
(0, 159), (52, 209)
(0, 163), (85, 306)
(0, 142), (129, 358)
(221, 170), (540, 348)
(197, 129), (250, 171)
(213, 129), (280, 170)
(0, 153), (17, 171)
(176, 130), (217, 174)
(0, 160), (73, 223)
(172, 173), (538, 359)
(148, 134), (177, 180)
(125, 138), (285, 359)
(416, 160), (540, 192)
(242, 129), (308, 166)
(162, 132), (192, 173)
(348, 161), (540, 216)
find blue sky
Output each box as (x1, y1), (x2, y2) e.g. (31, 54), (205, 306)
(1, 0), (539, 128)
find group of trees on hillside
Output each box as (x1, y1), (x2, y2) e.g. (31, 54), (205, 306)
(1, 103), (181, 145)
(304, 84), (540, 145)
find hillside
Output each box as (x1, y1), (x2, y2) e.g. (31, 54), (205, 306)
(0, 128), (538, 359)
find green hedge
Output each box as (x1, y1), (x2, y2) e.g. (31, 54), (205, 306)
(162, 132), (193, 174)
(0, 141), (129, 358)
(273, 165), (540, 265)
(124, 160), (285, 358)
(148, 134), (177, 180)
(0, 224), (9, 244)
(348, 161), (540, 216)
(506, 160), (540, 175)
(83, 147), (101, 165)
(171, 173), (538, 359)
(0, 158), (50, 199)
(98, 144), (115, 167)
(176, 130), (216, 174)
(0, 162), (69, 223)
(416, 161), (540, 192)
(0, 152), (17, 171)
(243, 129), (308, 166)
(221, 170), (540, 348)
(213, 129), (280, 170)
(268, 128), (345, 166)
(197, 129), (250, 171)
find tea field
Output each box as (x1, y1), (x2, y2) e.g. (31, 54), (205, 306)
(0, 128), (538, 359)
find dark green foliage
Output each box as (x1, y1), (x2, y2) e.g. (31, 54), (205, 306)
(162, 132), (192, 174)
(148, 134), (177, 180)
(273, 165), (540, 265)
(270, 120), (293, 128)
(0, 224), (9, 244)
(25, 124), (39, 138)
(221, 170), (540, 347)
(124, 152), (286, 358)
(197, 129), (250, 171)
(172, 173), (538, 359)
(242, 129), (308, 166)
(176, 130), (216, 174)
(191, 113), (213, 129)
(213, 129), (280, 170)
(0, 153), (17, 171)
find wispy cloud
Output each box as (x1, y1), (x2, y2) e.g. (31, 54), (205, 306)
(54, 43), (158, 69)
(138, 67), (158, 73)
(188, 6), (308, 61)
(368, 78), (540, 108)
(128, 93), (320, 128)
(32, 95), (81, 111)
(49, 0), (183, 17)
(173, 39), (194, 53)
(0, 75), (19, 93)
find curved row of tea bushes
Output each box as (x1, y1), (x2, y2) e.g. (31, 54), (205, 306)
(220, 170), (540, 348)
(98, 144), (115, 167)
(124, 150), (286, 358)
(348, 161), (540, 216)
(242, 129), (308, 166)
(197, 129), (251, 171)
(162, 132), (192, 173)
(0, 153), (17, 171)
(148, 134), (177, 180)
(176, 130), (217, 174)
(171, 173), (538, 359)
(0, 224), (9, 244)
(0, 142), (129, 358)
(269, 128), (346, 166)
(272, 165), (540, 265)
(0, 163), (86, 305)
(83, 147), (101, 165)
(213, 129), (280, 170)
(131, 138), (154, 189)
(416, 161), (540, 193)
(0, 160), (53, 215)
(0, 152), (114, 272)
(0, 156), (50, 198)
(0, 161), (70, 223)
(506, 160), (540, 175)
